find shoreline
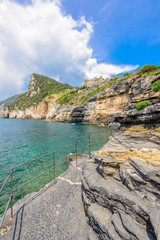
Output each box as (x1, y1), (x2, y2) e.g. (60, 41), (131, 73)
(0, 120), (115, 222)
(1, 124), (160, 239)
(0, 159), (89, 239)
(1, 116), (110, 128)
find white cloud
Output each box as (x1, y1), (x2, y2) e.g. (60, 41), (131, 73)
(52, 74), (60, 82)
(83, 58), (138, 79)
(0, 0), (137, 100)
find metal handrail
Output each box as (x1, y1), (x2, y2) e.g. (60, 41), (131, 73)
(13, 166), (54, 192)
(82, 135), (89, 155)
(0, 173), (11, 194)
(75, 129), (113, 139)
(0, 130), (114, 230)
(54, 144), (75, 153)
(0, 195), (11, 229)
(12, 152), (53, 170)
(89, 140), (108, 146)
(13, 159), (67, 192)
(77, 145), (88, 151)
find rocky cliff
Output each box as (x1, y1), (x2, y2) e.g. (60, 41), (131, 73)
(1, 65), (160, 128)
(1, 65), (160, 239)
(0, 94), (20, 117)
(82, 125), (160, 240)
(1, 124), (159, 240)
(1, 73), (73, 119)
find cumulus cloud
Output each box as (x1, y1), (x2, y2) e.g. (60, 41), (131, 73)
(0, 0), (137, 100)
(83, 58), (138, 79)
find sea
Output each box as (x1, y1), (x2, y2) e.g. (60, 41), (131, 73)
(0, 118), (114, 215)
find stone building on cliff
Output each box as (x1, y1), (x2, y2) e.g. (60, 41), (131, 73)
(83, 76), (110, 88)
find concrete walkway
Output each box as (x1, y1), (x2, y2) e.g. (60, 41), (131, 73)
(0, 160), (89, 240)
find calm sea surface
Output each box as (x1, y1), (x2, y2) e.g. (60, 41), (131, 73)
(0, 119), (114, 215)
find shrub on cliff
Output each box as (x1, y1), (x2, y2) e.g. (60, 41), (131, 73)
(152, 80), (160, 92)
(136, 101), (152, 110)
(140, 65), (159, 74)
(124, 72), (130, 77)
(56, 89), (80, 105)
(80, 77), (124, 102)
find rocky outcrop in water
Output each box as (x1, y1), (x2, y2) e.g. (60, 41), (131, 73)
(82, 125), (160, 240)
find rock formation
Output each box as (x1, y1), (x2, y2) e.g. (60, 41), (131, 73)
(1, 66), (160, 239)
(50, 72), (160, 126)
(0, 95), (20, 117)
(84, 76), (110, 88)
(2, 67), (160, 128)
(82, 125), (160, 240)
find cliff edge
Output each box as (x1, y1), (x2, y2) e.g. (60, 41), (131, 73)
(1, 65), (160, 128)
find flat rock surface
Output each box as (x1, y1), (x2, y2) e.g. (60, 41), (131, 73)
(0, 160), (89, 240)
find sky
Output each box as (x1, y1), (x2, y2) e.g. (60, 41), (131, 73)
(0, 0), (160, 101)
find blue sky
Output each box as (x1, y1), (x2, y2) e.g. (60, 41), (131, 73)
(62, 0), (160, 66)
(0, 0), (160, 101)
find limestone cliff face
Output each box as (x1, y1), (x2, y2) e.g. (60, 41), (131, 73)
(2, 72), (160, 127)
(0, 103), (4, 115)
(2, 95), (58, 120)
(51, 73), (160, 126)
(0, 94), (20, 117)
(1, 73), (72, 119)
(26, 74), (40, 97)
(82, 125), (160, 239)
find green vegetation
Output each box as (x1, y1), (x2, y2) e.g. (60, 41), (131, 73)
(7, 67), (160, 111)
(80, 92), (95, 102)
(29, 74), (72, 96)
(0, 94), (20, 108)
(124, 72), (130, 77)
(140, 65), (159, 74)
(56, 76), (123, 105)
(152, 80), (160, 92)
(80, 86), (105, 102)
(57, 74), (133, 105)
(56, 89), (80, 105)
(7, 74), (73, 111)
(158, 94), (160, 99)
(136, 101), (152, 110)
(79, 85), (90, 90)
(80, 77), (126, 102)
(137, 64), (160, 76)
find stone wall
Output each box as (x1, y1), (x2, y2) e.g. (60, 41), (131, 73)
(84, 76), (110, 88)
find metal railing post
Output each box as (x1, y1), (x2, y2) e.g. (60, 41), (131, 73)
(88, 134), (91, 156)
(53, 153), (55, 184)
(10, 169), (14, 220)
(75, 140), (77, 167)
(0, 130), (114, 226)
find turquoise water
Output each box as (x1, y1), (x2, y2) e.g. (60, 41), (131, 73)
(0, 119), (114, 215)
